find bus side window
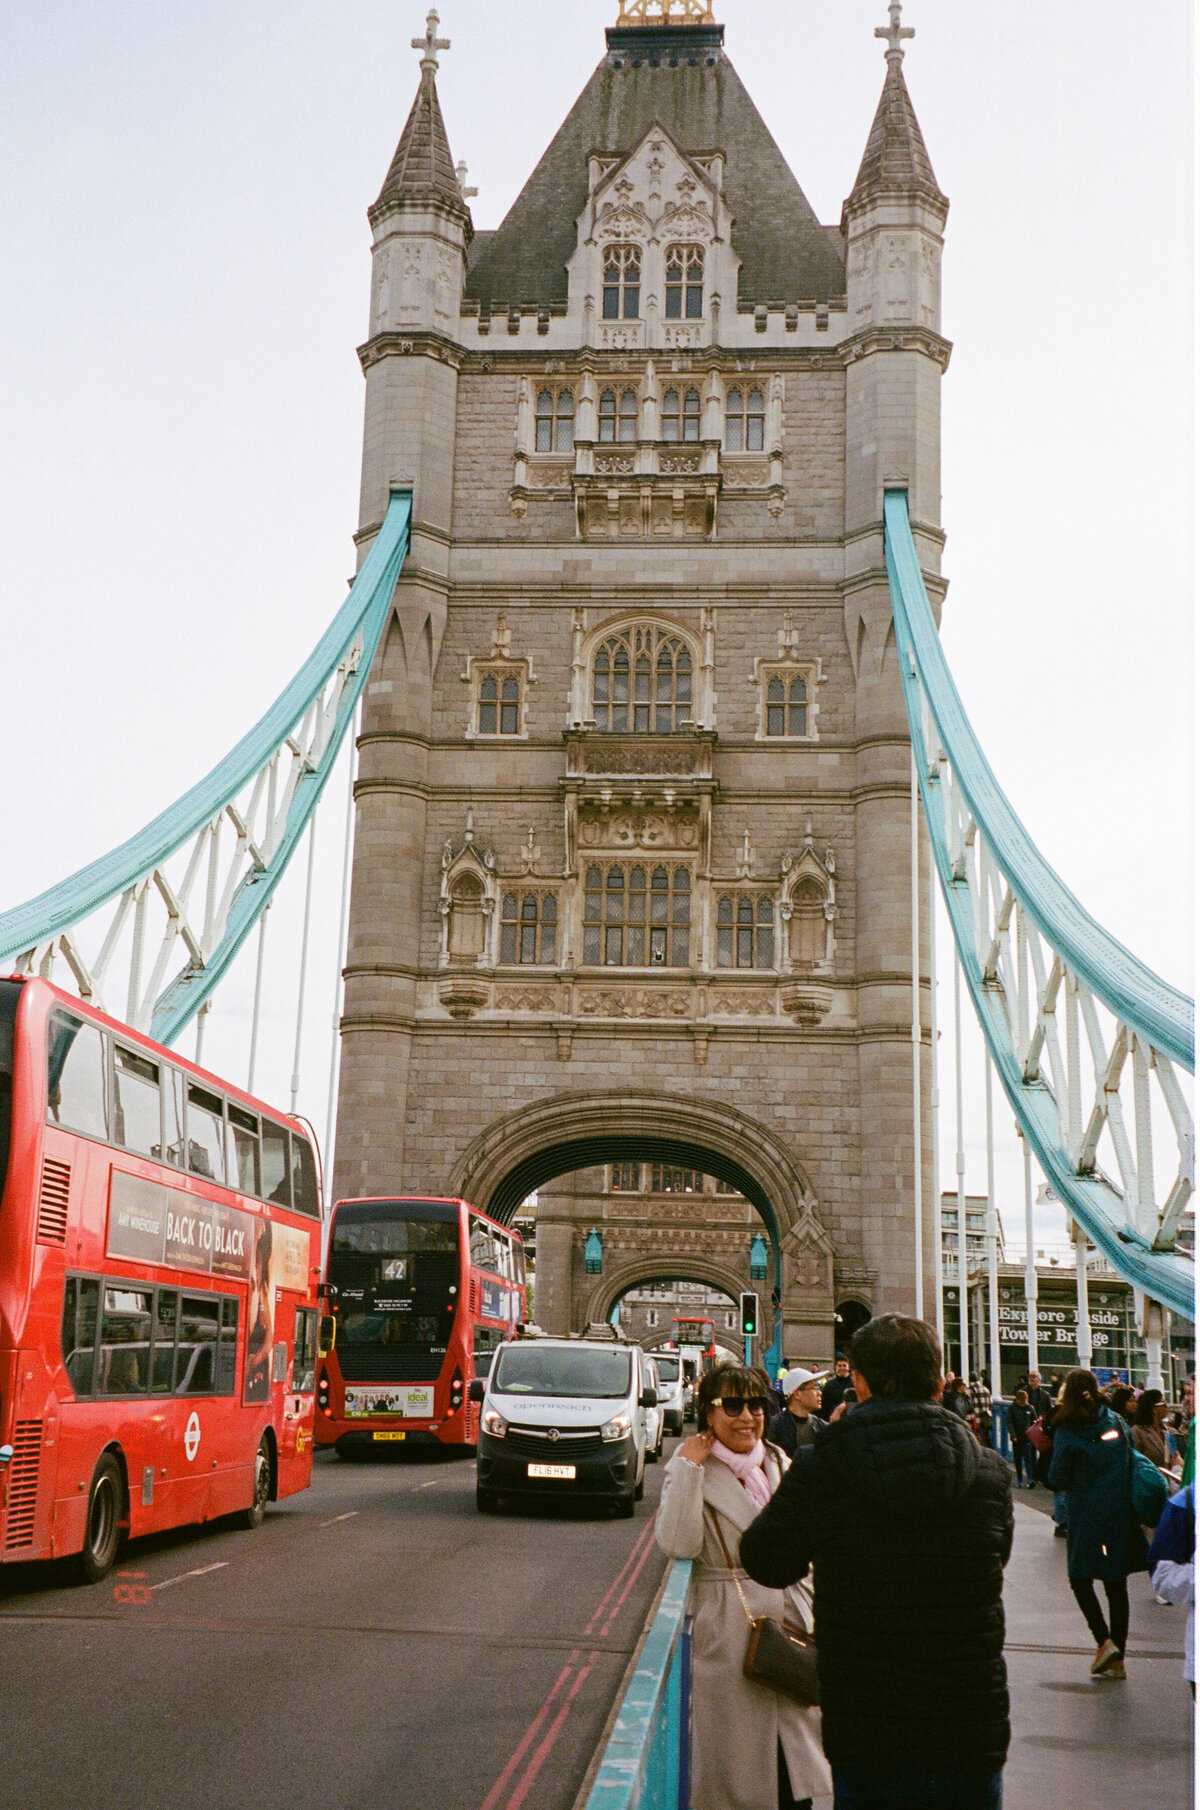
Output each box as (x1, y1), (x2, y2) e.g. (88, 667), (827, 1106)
(227, 1104), (260, 1197)
(61, 1274), (100, 1395)
(152, 1289), (179, 1392)
(474, 1326), (502, 1379)
(46, 1010), (108, 1142)
(100, 1286), (151, 1395)
(112, 1046), (162, 1158)
(216, 1296), (239, 1395)
(292, 1307), (317, 1393)
(162, 1067), (186, 1168)
(186, 1085), (226, 1186)
(290, 1135), (319, 1218)
(261, 1121), (291, 1207)
(177, 1296), (219, 1394)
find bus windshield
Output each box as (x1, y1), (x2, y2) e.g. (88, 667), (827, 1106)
(493, 1346), (631, 1399)
(329, 1204), (459, 1361)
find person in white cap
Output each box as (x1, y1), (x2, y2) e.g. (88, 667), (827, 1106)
(768, 1368), (827, 1458)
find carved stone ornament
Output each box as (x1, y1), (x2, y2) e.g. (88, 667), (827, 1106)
(494, 987), (552, 1014)
(779, 983), (833, 1028)
(580, 744), (698, 778)
(577, 804), (700, 851)
(437, 975), (491, 1021)
(709, 989), (777, 1018)
(576, 988), (691, 1020)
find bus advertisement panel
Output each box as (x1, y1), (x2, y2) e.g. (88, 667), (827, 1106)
(0, 977), (323, 1582)
(317, 1196), (526, 1453)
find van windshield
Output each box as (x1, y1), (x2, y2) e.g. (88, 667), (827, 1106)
(653, 1357), (681, 1384)
(494, 1346), (631, 1399)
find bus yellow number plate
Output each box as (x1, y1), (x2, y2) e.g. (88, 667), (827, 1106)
(527, 1462), (575, 1480)
(373, 1431), (407, 1442)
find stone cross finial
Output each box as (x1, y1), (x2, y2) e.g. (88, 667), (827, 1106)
(413, 8), (450, 77)
(456, 160), (478, 202)
(875, 0), (914, 64)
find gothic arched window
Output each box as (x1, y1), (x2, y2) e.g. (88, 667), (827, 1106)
(500, 891), (557, 965)
(766, 674), (807, 738)
(725, 386), (765, 453)
(583, 864), (691, 967)
(789, 876), (827, 971)
(662, 387), (702, 443)
(717, 893), (775, 970)
(535, 387), (574, 453)
(591, 624), (693, 733)
(665, 246), (704, 321)
(602, 245), (641, 321)
(477, 670), (521, 735)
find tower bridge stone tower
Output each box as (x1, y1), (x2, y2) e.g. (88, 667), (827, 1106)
(333, 2), (948, 1365)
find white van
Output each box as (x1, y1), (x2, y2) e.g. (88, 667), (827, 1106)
(650, 1351), (686, 1435)
(471, 1335), (656, 1517)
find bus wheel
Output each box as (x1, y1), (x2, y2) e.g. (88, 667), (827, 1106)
(243, 1436), (271, 1530)
(76, 1454), (122, 1584)
(476, 1486), (499, 1514)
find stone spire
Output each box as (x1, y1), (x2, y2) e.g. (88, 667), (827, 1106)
(843, 3), (946, 225)
(371, 9), (471, 229)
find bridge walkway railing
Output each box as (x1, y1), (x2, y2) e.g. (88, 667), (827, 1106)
(582, 1558), (692, 1810)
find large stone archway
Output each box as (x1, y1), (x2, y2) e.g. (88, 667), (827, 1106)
(448, 1088), (838, 1365)
(587, 1255), (747, 1326)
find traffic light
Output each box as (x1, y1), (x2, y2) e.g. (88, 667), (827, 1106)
(739, 1291), (759, 1338)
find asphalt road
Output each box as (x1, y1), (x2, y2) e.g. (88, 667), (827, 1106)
(0, 1441), (676, 1810)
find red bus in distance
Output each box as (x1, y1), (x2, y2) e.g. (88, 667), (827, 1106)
(0, 977), (324, 1582)
(317, 1196), (526, 1453)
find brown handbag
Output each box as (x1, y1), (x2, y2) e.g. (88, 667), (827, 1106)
(709, 1511), (821, 1707)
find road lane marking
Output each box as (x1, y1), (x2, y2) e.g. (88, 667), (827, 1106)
(412, 1481), (439, 1491)
(148, 1562), (228, 1593)
(583, 1521), (656, 1636)
(317, 1512), (359, 1528)
(478, 1653), (581, 1810)
(503, 1651), (600, 1810)
(598, 1529), (661, 1639)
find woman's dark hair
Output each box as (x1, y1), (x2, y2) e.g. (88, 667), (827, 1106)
(1056, 1368), (1104, 1427)
(1106, 1383), (1135, 1420)
(849, 1314), (941, 1401)
(696, 1364), (772, 1432)
(1133, 1387), (1164, 1428)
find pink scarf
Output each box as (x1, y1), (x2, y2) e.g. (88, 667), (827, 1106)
(710, 1436), (772, 1510)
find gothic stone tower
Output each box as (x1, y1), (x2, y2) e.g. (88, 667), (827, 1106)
(333, 3), (949, 1361)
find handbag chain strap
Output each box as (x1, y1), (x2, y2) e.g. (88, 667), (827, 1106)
(705, 1506), (758, 1631)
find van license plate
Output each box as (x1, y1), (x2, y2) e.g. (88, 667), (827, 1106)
(373, 1431), (406, 1442)
(527, 1462), (575, 1480)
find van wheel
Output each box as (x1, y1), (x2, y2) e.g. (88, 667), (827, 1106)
(242, 1436), (271, 1530)
(76, 1454), (123, 1584)
(476, 1487), (498, 1514)
(615, 1490), (636, 1519)
(634, 1472), (645, 1502)
(646, 1442), (658, 1465)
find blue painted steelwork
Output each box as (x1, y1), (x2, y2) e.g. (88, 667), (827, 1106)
(585, 1560), (692, 1810)
(0, 490), (411, 1045)
(884, 489), (1194, 1320)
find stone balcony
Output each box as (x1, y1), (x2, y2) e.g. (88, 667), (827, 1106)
(511, 436), (783, 540)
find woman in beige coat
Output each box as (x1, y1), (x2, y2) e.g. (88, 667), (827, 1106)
(655, 1364), (830, 1810)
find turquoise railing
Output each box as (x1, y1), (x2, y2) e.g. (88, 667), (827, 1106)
(585, 1559), (692, 1810)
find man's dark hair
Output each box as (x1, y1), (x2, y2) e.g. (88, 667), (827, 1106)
(848, 1315), (941, 1401)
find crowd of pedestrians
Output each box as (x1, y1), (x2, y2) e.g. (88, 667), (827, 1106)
(653, 1322), (1194, 1810)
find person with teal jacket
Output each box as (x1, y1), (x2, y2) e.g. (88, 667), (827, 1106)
(1047, 1368), (1145, 1681)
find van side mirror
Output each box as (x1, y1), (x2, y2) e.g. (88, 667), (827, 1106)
(318, 1315), (336, 1357)
(469, 1379), (486, 1403)
(640, 1387), (658, 1409)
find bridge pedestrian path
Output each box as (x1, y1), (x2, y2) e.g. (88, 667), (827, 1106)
(582, 1493), (1191, 1810)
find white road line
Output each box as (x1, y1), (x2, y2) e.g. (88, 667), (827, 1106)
(317, 1511), (360, 1528)
(413, 1481), (439, 1491)
(148, 1561), (229, 1593)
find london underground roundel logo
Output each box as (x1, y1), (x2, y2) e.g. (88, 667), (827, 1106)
(184, 1412), (201, 1462)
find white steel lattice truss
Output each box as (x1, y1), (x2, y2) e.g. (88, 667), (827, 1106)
(0, 491), (411, 1050)
(885, 490), (1194, 1322)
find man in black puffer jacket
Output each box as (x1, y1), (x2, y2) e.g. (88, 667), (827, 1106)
(740, 1314), (1013, 1809)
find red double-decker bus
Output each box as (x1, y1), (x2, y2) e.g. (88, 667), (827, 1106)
(0, 976), (324, 1582)
(317, 1196), (526, 1454)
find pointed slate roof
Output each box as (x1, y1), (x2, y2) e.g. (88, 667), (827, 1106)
(372, 68), (472, 232)
(843, 59), (947, 220)
(464, 31), (845, 311)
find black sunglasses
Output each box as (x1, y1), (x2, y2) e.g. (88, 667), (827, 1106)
(713, 1394), (771, 1418)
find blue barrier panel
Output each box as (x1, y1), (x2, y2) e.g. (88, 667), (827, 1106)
(992, 1402), (1011, 1460)
(585, 1559), (692, 1810)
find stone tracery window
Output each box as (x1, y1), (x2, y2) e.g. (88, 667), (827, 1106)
(535, 387), (574, 454)
(716, 893), (775, 970)
(476, 667), (522, 736)
(664, 246), (704, 321)
(599, 387), (639, 445)
(766, 674), (807, 737)
(725, 386), (765, 453)
(610, 1162), (642, 1192)
(499, 891), (558, 965)
(602, 245), (641, 320)
(583, 864), (691, 967)
(591, 624), (693, 732)
(662, 387), (701, 444)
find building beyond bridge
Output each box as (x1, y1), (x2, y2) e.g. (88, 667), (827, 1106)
(333, 2), (949, 1364)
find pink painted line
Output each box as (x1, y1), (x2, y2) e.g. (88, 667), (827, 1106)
(599, 1525), (661, 1639)
(503, 1651), (600, 1810)
(477, 1653), (580, 1810)
(582, 1520), (656, 1636)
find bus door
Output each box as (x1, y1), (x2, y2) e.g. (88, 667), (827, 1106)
(278, 1303), (318, 1493)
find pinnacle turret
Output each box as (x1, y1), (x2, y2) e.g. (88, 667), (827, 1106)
(843, 4), (947, 228)
(371, 10), (472, 232)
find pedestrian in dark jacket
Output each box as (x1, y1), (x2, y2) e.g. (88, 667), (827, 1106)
(740, 1314), (1014, 1809)
(1007, 1388), (1035, 1485)
(1047, 1367), (1143, 1680)
(819, 1356), (852, 1421)
(768, 1367), (827, 1458)
(1026, 1370), (1052, 1420)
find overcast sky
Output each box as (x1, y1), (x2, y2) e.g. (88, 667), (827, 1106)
(2, 1), (1193, 1264)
